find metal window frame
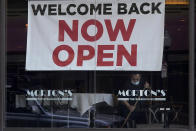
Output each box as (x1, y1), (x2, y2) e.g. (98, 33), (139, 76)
(0, 0), (6, 130)
(0, 0), (195, 131)
(188, 0), (195, 130)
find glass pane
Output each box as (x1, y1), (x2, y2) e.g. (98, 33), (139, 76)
(94, 1), (190, 128)
(5, 0), (190, 129)
(6, 0), (95, 126)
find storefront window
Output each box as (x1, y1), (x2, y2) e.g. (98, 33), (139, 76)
(2, 0), (194, 129)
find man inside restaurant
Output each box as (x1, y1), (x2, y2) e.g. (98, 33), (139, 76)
(116, 72), (150, 128)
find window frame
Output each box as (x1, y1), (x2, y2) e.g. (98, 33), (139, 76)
(0, 0), (195, 130)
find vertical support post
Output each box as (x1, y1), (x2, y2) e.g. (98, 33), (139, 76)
(189, 0), (195, 130)
(92, 71), (96, 127)
(0, 0), (6, 130)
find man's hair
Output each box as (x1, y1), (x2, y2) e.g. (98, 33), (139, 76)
(129, 72), (142, 77)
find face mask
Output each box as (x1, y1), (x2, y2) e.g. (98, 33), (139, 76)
(131, 80), (140, 86)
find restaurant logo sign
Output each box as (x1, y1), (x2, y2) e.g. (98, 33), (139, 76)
(117, 89), (167, 101)
(26, 89), (73, 101)
(26, 0), (165, 71)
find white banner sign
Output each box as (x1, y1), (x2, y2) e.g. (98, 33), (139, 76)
(26, 0), (165, 71)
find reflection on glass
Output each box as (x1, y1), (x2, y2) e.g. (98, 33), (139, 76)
(6, 0), (189, 129)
